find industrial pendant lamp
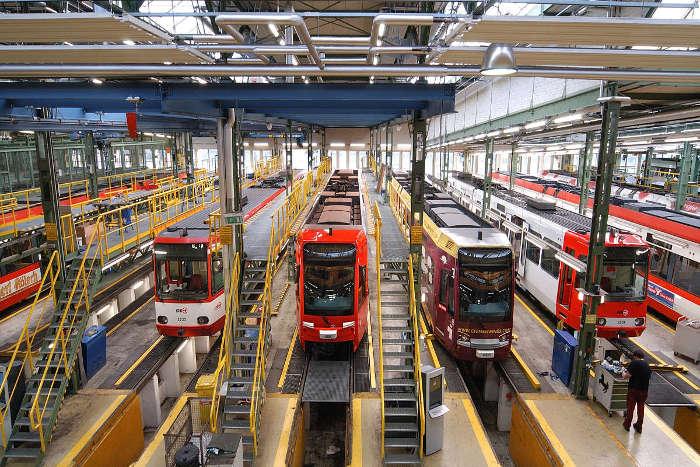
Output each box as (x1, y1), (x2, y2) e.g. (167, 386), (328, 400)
(481, 43), (517, 76)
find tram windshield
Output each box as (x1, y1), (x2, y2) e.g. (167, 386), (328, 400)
(303, 243), (355, 316)
(155, 242), (209, 300)
(600, 246), (649, 301)
(458, 248), (513, 322)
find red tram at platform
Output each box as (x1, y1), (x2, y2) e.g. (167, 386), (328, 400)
(391, 174), (515, 361)
(295, 169), (369, 351)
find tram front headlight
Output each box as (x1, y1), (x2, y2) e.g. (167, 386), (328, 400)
(157, 316), (168, 324)
(634, 317), (645, 326)
(498, 332), (510, 342)
(197, 316), (209, 325)
(597, 318), (607, 326)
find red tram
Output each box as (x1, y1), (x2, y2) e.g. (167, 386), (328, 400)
(295, 169), (369, 351)
(391, 174), (514, 361)
(154, 207), (225, 337)
(449, 173), (650, 338)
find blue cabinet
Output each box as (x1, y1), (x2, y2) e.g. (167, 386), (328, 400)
(81, 325), (107, 380)
(551, 329), (578, 386)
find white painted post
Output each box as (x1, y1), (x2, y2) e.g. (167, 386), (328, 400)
(177, 339), (197, 374)
(140, 374), (162, 428)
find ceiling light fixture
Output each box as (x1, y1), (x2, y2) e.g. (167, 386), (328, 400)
(503, 126), (522, 134)
(373, 55), (379, 66)
(91, 78), (103, 85)
(268, 24), (280, 38)
(553, 113), (583, 124)
(480, 43), (517, 76)
(524, 119), (548, 130)
(378, 23), (386, 38)
(486, 130), (501, 137)
(122, 39), (135, 46)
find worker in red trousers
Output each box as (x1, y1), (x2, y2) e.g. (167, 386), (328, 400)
(622, 349), (651, 433)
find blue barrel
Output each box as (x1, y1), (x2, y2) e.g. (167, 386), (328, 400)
(551, 329), (578, 386)
(81, 325), (107, 380)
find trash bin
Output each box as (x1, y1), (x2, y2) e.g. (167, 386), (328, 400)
(551, 329), (578, 386)
(81, 325), (107, 380)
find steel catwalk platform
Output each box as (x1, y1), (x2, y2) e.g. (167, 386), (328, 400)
(242, 188), (287, 260)
(364, 173), (408, 261)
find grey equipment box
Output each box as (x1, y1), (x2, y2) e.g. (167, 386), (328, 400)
(592, 365), (628, 416)
(673, 318), (700, 364)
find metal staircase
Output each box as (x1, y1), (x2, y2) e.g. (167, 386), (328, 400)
(219, 257), (271, 464)
(373, 198), (424, 466)
(378, 261), (422, 466)
(1, 251), (102, 466)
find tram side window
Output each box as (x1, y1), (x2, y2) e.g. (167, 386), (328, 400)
(439, 270), (454, 316)
(651, 248), (699, 295)
(211, 250), (224, 294)
(540, 248), (560, 279)
(525, 241), (541, 265)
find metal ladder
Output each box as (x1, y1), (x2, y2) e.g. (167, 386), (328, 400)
(379, 260), (421, 466)
(1, 255), (101, 466)
(220, 258), (270, 465)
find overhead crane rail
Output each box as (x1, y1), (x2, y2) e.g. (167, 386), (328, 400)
(0, 175), (216, 465)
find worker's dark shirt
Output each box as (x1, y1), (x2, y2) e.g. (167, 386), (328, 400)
(627, 359), (651, 391)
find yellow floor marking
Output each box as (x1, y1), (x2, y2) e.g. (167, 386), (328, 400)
(57, 394), (128, 467)
(510, 347), (541, 391)
(524, 400), (575, 466)
(273, 398), (297, 466)
(114, 336), (164, 386)
(134, 393), (195, 466)
(366, 307), (376, 389)
(350, 398), (363, 467)
(645, 406), (700, 463)
(418, 311), (441, 370)
(461, 398), (501, 466)
(631, 339), (699, 391)
(648, 312), (676, 334)
(107, 296), (154, 336)
(516, 294), (554, 336)
(277, 327), (298, 389)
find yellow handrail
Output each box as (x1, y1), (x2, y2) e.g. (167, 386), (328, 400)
(373, 201), (386, 458)
(17, 176), (217, 452)
(248, 157), (332, 454)
(210, 252), (241, 431)
(407, 254), (425, 458)
(0, 251), (61, 447)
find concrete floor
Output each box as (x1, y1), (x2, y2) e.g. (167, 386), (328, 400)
(86, 298), (158, 389)
(634, 314), (700, 380)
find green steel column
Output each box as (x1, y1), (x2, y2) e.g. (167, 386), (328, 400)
(35, 109), (66, 285)
(385, 125), (393, 193)
(441, 145), (449, 182)
(307, 127), (314, 171)
(482, 138), (494, 219)
(572, 89), (628, 400)
(232, 111), (245, 263)
(509, 143), (518, 191)
(84, 131), (99, 199)
(375, 127), (381, 173)
(410, 115), (427, 307)
(463, 150), (469, 175)
(321, 128), (327, 166)
(675, 142), (694, 211)
(184, 132), (195, 186)
(286, 121), (293, 192)
(578, 131), (595, 215)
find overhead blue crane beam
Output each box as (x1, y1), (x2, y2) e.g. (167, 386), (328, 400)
(0, 82), (455, 129)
